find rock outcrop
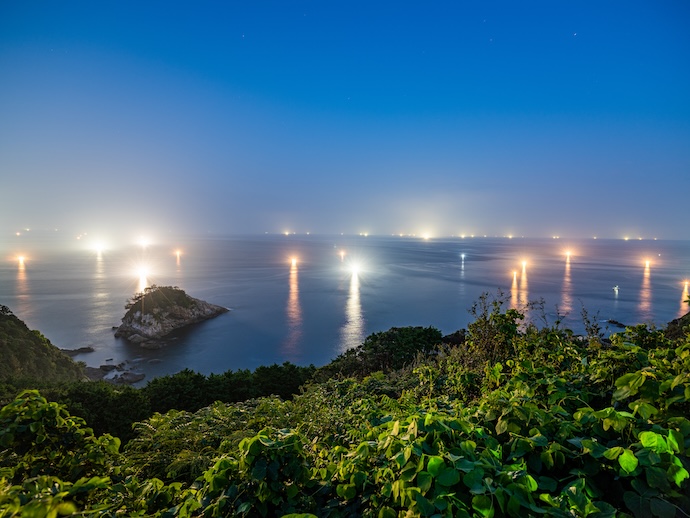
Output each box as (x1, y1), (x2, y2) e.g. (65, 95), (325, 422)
(114, 285), (228, 344)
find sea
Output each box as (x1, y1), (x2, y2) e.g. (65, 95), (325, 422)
(1, 234), (688, 385)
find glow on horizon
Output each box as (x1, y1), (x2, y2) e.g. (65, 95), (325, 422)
(91, 241), (107, 254)
(291, 257), (298, 267)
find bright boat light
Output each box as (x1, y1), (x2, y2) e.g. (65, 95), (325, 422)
(92, 241), (106, 254)
(291, 257), (298, 267)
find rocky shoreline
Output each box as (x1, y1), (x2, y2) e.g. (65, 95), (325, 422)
(84, 364), (146, 384)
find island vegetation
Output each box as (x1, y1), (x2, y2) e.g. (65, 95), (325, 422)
(115, 285), (228, 344)
(1, 294), (689, 516)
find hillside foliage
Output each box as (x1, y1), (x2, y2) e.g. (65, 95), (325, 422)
(0, 305), (85, 383)
(1, 298), (689, 516)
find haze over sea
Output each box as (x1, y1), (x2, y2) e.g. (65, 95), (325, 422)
(2, 234), (688, 384)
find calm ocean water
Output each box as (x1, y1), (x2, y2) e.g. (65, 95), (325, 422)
(1, 235), (688, 383)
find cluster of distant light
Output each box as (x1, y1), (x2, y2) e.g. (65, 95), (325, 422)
(7, 229), (689, 297)
(269, 230), (662, 241)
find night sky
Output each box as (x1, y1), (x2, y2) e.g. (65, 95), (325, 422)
(2, 1), (689, 241)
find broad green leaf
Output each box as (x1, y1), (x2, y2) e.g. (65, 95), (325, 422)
(378, 508), (396, 518)
(495, 418), (508, 435)
(336, 483), (356, 500)
(639, 431), (669, 454)
(463, 468), (485, 494)
(618, 449), (638, 474)
(667, 429), (683, 453)
(650, 498), (677, 518)
(427, 456), (445, 477)
(603, 446), (624, 460)
(472, 495), (494, 518)
(417, 471), (433, 493)
(540, 450), (554, 469)
(436, 467), (460, 487)
(537, 476), (557, 492)
(645, 466), (669, 491)
(629, 401), (658, 420)
(414, 492), (435, 516)
(668, 464), (689, 487)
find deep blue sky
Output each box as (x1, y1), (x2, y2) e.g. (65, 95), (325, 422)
(2, 1), (689, 241)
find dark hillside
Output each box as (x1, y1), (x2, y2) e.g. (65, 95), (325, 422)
(0, 305), (85, 382)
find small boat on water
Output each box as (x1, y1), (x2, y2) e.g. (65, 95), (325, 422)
(613, 285), (619, 293)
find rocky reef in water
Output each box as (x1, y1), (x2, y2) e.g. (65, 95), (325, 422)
(114, 285), (228, 346)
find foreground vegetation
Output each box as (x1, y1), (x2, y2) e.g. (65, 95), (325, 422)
(1, 297), (689, 516)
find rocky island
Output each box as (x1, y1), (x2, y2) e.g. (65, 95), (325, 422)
(114, 285), (228, 346)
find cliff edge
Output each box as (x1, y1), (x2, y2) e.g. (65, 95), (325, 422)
(114, 285), (229, 344)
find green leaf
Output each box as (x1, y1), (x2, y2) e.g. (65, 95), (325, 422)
(472, 495), (494, 517)
(639, 431), (669, 454)
(417, 471), (433, 493)
(603, 446), (624, 460)
(650, 498), (677, 518)
(645, 466), (669, 491)
(668, 464), (689, 487)
(378, 508), (397, 518)
(537, 476), (557, 492)
(495, 418), (508, 435)
(618, 449), (638, 474)
(667, 429), (683, 454)
(336, 483), (356, 500)
(286, 482), (299, 500)
(414, 492), (435, 516)
(463, 468), (485, 494)
(427, 456), (445, 477)
(436, 467), (460, 487)
(540, 450), (554, 469)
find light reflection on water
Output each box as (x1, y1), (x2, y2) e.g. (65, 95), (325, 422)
(518, 263), (529, 308)
(15, 259), (32, 320)
(340, 270), (364, 352)
(639, 262), (652, 320)
(283, 261), (302, 358)
(679, 282), (688, 319)
(561, 256), (572, 315)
